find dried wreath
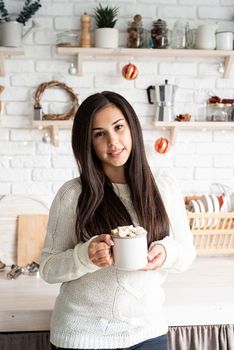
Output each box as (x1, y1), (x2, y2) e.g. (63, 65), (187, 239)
(34, 80), (79, 121)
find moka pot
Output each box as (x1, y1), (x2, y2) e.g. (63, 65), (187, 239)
(147, 80), (177, 122)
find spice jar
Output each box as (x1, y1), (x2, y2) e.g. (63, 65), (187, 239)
(206, 103), (228, 122)
(151, 19), (168, 49)
(127, 14), (146, 48)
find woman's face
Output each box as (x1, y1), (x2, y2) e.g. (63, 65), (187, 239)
(91, 104), (132, 182)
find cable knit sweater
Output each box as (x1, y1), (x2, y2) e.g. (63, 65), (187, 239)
(39, 172), (196, 349)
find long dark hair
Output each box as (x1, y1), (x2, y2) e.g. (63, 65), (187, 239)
(72, 91), (169, 245)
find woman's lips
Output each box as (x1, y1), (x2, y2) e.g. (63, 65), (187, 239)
(108, 148), (124, 158)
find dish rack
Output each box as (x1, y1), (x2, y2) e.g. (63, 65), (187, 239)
(187, 211), (234, 255)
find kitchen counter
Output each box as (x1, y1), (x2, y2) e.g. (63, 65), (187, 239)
(0, 256), (234, 332)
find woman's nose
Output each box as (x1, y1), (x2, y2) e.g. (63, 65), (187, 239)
(108, 140), (118, 146)
(108, 135), (118, 146)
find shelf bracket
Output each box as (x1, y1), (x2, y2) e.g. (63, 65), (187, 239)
(48, 125), (59, 147)
(76, 53), (83, 76)
(224, 55), (233, 79)
(0, 55), (5, 76)
(170, 126), (177, 146)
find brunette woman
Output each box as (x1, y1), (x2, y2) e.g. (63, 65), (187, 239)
(40, 91), (196, 350)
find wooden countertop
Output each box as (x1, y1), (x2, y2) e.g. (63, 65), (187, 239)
(0, 256), (234, 332)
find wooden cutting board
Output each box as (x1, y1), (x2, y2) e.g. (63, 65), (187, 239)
(17, 214), (48, 266)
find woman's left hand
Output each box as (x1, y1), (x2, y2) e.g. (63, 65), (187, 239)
(143, 244), (166, 271)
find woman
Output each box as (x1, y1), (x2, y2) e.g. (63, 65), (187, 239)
(40, 91), (196, 350)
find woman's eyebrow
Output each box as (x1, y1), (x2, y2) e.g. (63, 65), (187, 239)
(92, 118), (124, 131)
(113, 118), (124, 125)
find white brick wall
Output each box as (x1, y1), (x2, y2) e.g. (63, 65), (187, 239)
(0, 0), (233, 211)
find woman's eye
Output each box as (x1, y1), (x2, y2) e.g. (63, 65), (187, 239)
(115, 124), (123, 130)
(94, 131), (104, 138)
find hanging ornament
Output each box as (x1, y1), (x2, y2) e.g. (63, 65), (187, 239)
(122, 63), (138, 80)
(154, 137), (170, 154)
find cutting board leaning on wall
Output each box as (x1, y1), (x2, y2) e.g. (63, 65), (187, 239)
(17, 214), (48, 266)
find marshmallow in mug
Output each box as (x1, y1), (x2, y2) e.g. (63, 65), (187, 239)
(111, 225), (147, 238)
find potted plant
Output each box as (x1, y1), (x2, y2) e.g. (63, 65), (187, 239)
(94, 3), (119, 48)
(0, 0), (41, 47)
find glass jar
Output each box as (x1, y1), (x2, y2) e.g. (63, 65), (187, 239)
(231, 104), (234, 121)
(151, 19), (168, 49)
(185, 23), (196, 49)
(170, 21), (186, 49)
(56, 30), (79, 47)
(206, 103), (228, 121)
(224, 103), (233, 121)
(127, 15), (147, 48)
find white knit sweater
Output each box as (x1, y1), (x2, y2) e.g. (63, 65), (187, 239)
(39, 172), (196, 349)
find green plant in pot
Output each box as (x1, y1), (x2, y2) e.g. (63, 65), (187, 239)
(0, 0), (41, 47)
(94, 3), (119, 48)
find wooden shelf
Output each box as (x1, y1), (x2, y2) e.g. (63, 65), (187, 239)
(0, 47), (24, 76)
(153, 121), (234, 145)
(57, 47), (234, 78)
(33, 120), (73, 147)
(33, 119), (234, 147)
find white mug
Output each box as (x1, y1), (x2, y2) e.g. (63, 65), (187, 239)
(216, 31), (233, 50)
(112, 234), (148, 271)
(195, 24), (217, 50)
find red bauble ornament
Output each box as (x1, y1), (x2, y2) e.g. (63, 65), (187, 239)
(155, 137), (170, 154)
(122, 63), (138, 80)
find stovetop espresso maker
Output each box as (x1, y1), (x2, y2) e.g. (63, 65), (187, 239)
(147, 80), (177, 122)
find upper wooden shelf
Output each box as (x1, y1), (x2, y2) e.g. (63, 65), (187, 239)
(57, 47), (234, 78)
(0, 47), (24, 76)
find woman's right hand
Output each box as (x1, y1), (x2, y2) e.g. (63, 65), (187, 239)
(88, 234), (114, 268)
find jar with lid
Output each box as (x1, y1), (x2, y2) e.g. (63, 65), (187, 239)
(127, 14), (147, 48)
(206, 103), (228, 121)
(151, 19), (168, 49)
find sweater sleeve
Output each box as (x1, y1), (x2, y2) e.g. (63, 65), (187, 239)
(153, 174), (196, 273)
(39, 180), (100, 284)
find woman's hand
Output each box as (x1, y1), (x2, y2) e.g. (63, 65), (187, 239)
(88, 234), (114, 268)
(143, 244), (167, 271)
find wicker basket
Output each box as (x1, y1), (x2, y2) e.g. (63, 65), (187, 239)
(187, 212), (234, 255)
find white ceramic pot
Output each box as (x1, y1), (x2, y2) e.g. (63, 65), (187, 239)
(95, 28), (119, 48)
(195, 24), (217, 50)
(216, 31), (233, 50)
(0, 21), (23, 47)
(112, 234), (148, 271)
